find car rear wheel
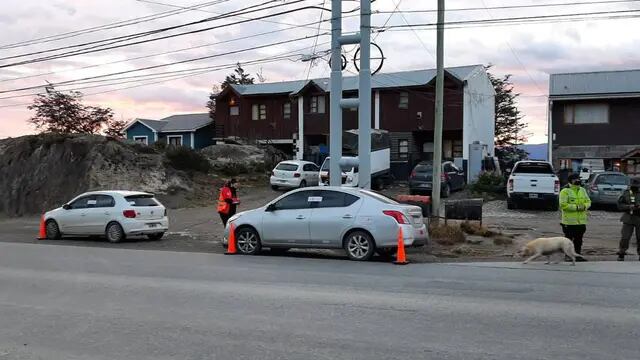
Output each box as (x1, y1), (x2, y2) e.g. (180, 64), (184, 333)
(442, 184), (451, 198)
(236, 227), (262, 255)
(299, 180), (307, 188)
(344, 231), (375, 261)
(45, 219), (61, 240)
(147, 232), (164, 241)
(271, 185), (278, 191)
(106, 222), (125, 243)
(507, 198), (516, 210)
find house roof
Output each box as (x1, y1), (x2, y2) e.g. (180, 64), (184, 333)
(550, 69), (640, 98)
(159, 113), (212, 131)
(229, 65), (484, 96)
(125, 113), (212, 133)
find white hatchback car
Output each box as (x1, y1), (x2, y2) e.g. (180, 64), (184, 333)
(223, 186), (429, 261)
(43, 191), (169, 243)
(270, 160), (320, 190)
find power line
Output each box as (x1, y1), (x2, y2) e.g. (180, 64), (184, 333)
(135, 0), (326, 30)
(372, 0), (403, 41)
(305, 0), (327, 80)
(0, 2), (344, 69)
(391, 0), (435, 64)
(0, 33), (330, 94)
(0, 0), (235, 51)
(0, 0), (300, 62)
(0, 19), (331, 84)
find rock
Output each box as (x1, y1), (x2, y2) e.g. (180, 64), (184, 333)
(467, 236), (485, 245)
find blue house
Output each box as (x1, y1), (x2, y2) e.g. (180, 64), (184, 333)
(124, 113), (215, 149)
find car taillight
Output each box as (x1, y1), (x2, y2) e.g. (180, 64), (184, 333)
(410, 170), (416, 178)
(554, 180), (560, 193)
(294, 173), (301, 178)
(383, 210), (409, 224)
(590, 184), (598, 192)
(508, 179), (514, 192)
(271, 171), (274, 176)
(441, 173), (448, 181)
(123, 210), (136, 218)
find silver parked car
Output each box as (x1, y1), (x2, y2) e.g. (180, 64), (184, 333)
(270, 160), (320, 190)
(585, 172), (630, 206)
(223, 186), (428, 261)
(44, 191), (169, 242)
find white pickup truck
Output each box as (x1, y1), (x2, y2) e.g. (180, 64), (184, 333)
(507, 161), (560, 210)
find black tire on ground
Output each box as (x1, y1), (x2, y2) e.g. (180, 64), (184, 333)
(344, 230), (375, 261)
(299, 180), (307, 188)
(549, 202), (559, 211)
(442, 184), (451, 198)
(105, 222), (125, 243)
(147, 232), (164, 241)
(271, 185), (278, 191)
(376, 248), (396, 259)
(45, 219), (61, 240)
(236, 227), (262, 255)
(373, 177), (385, 191)
(507, 198), (516, 210)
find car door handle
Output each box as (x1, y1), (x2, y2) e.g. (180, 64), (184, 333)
(342, 214), (354, 219)
(296, 215), (306, 220)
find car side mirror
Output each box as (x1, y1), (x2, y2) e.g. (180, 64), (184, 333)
(265, 203), (276, 212)
(62, 204), (71, 210)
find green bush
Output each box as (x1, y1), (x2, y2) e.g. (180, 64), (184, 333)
(165, 146), (211, 173)
(469, 171), (506, 195)
(130, 142), (157, 154)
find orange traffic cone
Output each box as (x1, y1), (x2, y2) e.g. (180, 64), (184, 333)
(225, 223), (237, 255)
(393, 227), (409, 265)
(37, 215), (47, 240)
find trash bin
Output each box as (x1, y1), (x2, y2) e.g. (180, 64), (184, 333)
(444, 199), (483, 224)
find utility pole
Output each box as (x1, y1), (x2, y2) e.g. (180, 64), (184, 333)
(358, 0), (371, 189)
(329, 0), (369, 187)
(432, 0), (445, 219)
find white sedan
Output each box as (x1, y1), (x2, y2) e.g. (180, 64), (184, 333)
(223, 187), (429, 261)
(43, 191), (169, 243)
(270, 160), (320, 190)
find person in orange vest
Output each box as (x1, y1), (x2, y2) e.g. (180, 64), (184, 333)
(217, 179), (240, 226)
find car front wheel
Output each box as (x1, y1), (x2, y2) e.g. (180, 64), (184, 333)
(45, 219), (61, 240)
(236, 227), (262, 255)
(106, 222), (125, 243)
(344, 231), (375, 261)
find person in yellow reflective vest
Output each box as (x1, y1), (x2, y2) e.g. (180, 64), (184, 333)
(616, 178), (640, 261)
(559, 173), (591, 261)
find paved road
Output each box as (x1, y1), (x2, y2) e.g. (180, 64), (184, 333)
(1, 242), (639, 360)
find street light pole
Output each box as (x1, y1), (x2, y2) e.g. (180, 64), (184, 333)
(329, 0), (343, 186)
(432, 0), (445, 219)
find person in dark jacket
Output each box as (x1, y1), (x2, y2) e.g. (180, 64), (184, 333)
(617, 178), (640, 261)
(217, 179), (240, 227)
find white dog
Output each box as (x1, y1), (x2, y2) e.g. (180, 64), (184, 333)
(517, 237), (585, 266)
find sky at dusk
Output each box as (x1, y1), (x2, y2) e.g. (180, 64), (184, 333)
(1, 0), (640, 144)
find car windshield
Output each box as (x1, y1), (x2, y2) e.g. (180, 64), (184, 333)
(512, 162), (554, 174)
(359, 189), (399, 205)
(125, 195), (159, 206)
(596, 175), (629, 185)
(275, 163), (299, 171)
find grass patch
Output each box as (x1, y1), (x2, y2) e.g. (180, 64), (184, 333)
(460, 221), (496, 237)
(493, 235), (514, 246)
(429, 223), (466, 245)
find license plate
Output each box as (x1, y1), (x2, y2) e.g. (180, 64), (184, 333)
(420, 184), (431, 188)
(148, 223), (157, 228)
(604, 191), (618, 196)
(529, 193), (539, 199)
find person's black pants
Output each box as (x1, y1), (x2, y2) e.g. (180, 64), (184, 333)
(619, 223), (640, 255)
(219, 213), (231, 227)
(562, 224), (586, 254)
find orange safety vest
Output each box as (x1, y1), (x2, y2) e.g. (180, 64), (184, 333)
(217, 186), (232, 215)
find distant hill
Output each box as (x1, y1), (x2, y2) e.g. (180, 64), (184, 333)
(520, 143), (548, 161)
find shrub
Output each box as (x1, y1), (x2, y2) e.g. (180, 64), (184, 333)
(165, 146), (211, 173)
(130, 142), (157, 154)
(430, 223), (466, 245)
(493, 235), (514, 245)
(469, 171), (506, 195)
(460, 221), (496, 237)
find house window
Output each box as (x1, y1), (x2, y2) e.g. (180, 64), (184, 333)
(399, 92), (409, 109)
(564, 103), (609, 124)
(229, 106), (239, 116)
(252, 104), (266, 120)
(167, 135), (183, 146)
(310, 95), (325, 113)
(133, 136), (148, 145)
(398, 139), (409, 160)
(283, 102), (291, 119)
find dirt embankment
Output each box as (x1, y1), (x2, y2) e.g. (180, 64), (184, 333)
(0, 134), (283, 217)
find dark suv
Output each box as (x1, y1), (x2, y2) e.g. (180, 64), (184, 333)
(409, 161), (466, 197)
